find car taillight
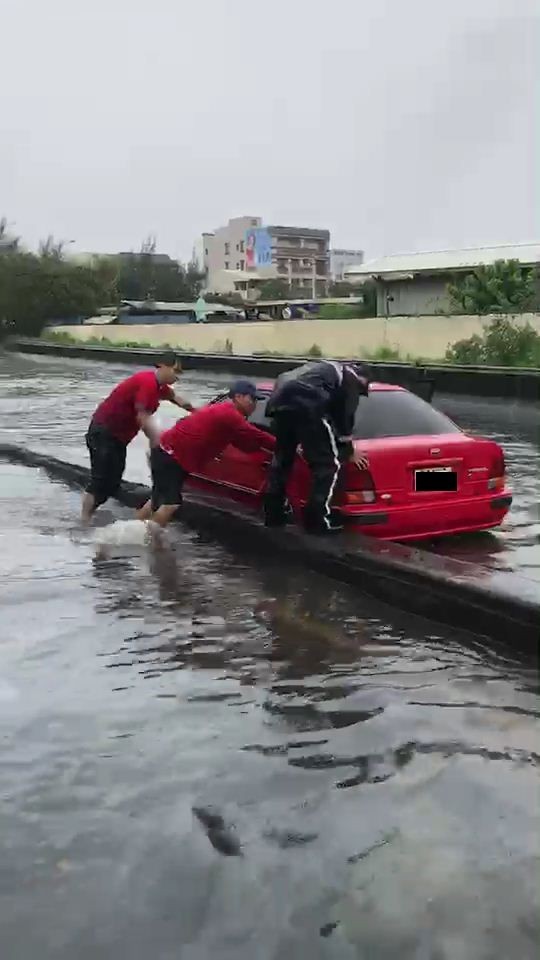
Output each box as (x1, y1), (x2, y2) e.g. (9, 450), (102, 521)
(341, 462), (377, 504)
(488, 449), (506, 491)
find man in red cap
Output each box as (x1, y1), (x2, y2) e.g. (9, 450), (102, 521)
(82, 352), (194, 522)
(137, 379), (275, 528)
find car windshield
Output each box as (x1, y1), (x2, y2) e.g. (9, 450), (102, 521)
(353, 390), (460, 439)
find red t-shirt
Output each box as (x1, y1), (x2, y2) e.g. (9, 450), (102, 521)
(160, 400), (275, 474)
(92, 371), (174, 444)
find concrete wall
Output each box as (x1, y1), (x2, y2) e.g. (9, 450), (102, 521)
(55, 313), (540, 360)
(377, 276), (452, 316)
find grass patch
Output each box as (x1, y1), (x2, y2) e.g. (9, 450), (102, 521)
(41, 330), (230, 355)
(364, 344), (402, 362)
(38, 327), (540, 369)
(318, 303), (363, 320)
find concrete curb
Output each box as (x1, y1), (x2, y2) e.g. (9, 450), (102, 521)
(4, 337), (540, 402)
(1, 442), (538, 651)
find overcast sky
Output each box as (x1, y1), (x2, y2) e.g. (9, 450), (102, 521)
(1, 0), (538, 261)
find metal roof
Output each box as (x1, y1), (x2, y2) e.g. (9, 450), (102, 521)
(345, 242), (540, 279)
(120, 300), (236, 313)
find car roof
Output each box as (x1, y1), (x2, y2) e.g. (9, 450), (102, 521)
(255, 380), (405, 394)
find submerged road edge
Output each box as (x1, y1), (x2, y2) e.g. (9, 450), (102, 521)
(1, 442), (538, 651)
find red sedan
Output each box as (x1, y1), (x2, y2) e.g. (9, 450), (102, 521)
(185, 382), (512, 541)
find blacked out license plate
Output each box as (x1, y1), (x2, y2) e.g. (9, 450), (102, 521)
(414, 467), (457, 492)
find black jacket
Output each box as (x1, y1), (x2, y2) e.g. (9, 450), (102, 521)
(266, 361), (365, 451)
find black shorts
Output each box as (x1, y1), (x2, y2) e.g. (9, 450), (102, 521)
(150, 446), (188, 511)
(85, 422), (127, 507)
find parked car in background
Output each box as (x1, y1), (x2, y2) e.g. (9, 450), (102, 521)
(185, 383), (512, 541)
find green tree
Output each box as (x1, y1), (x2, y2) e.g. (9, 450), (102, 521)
(328, 280), (357, 297)
(359, 279), (377, 317)
(0, 217), (19, 252)
(38, 235), (65, 260)
(0, 249), (117, 337)
(115, 241), (204, 303)
(448, 259), (535, 315)
(258, 278), (290, 300)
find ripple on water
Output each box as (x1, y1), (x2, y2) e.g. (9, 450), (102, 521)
(0, 354), (539, 958)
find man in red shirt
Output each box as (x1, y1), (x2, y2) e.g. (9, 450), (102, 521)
(82, 352), (195, 522)
(137, 379), (275, 528)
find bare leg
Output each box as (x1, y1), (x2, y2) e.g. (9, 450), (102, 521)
(136, 498), (153, 521)
(150, 504), (180, 528)
(81, 492), (97, 524)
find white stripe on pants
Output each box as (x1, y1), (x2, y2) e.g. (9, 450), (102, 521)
(321, 419), (341, 529)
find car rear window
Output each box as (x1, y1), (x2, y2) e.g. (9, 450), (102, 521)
(353, 390), (460, 439)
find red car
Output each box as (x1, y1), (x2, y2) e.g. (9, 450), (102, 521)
(185, 382), (512, 541)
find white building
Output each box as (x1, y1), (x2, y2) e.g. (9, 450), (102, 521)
(330, 248), (364, 281)
(201, 216), (330, 298)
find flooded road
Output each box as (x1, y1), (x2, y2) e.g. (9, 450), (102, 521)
(1, 351), (539, 959)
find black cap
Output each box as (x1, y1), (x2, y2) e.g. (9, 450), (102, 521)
(155, 351), (179, 368)
(228, 379), (257, 399)
(344, 362), (371, 395)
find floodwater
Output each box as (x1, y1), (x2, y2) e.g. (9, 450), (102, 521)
(0, 351), (539, 959)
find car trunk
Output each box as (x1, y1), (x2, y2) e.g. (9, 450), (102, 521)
(349, 433), (500, 507)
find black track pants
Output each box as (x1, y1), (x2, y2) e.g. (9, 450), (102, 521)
(264, 413), (343, 528)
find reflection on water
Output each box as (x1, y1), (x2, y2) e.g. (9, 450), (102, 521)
(0, 352), (539, 958)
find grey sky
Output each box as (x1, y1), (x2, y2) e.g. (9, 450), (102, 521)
(2, 0), (538, 261)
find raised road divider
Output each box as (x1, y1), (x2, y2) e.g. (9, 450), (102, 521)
(4, 336), (540, 402)
(0, 441), (537, 650)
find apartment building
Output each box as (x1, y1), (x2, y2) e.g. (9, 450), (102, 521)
(201, 216), (330, 297)
(330, 248), (364, 281)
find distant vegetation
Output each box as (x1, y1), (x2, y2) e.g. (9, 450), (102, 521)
(258, 278), (291, 300)
(445, 315), (540, 367)
(0, 222), (203, 338)
(114, 235), (203, 303)
(448, 259), (538, 315)
(43, 331), (180, 351)
(0, 253), (118, 338)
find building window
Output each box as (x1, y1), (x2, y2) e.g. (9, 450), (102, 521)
(251, 219), (258, 226)
(240, 240), (244, 253)
(225, 261), (229, 270)
(240, 259), (244, 270)
(224, 242), (230, 255)
(204, 248), (208, 256)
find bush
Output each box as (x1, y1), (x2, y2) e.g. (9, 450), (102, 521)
(318, 303), (361, 320)
(307, 343), (323, 357)
(446, 316), (540, 367)
(448, 259), (535, 315)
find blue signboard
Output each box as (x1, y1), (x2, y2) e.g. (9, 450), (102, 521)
(245, 227), (272, 269)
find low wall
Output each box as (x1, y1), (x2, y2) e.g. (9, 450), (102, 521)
(52, 312), (540, 360)
(6, 338), (540, 401)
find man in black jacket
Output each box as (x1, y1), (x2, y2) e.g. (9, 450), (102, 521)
(263, 360), (370, 534)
